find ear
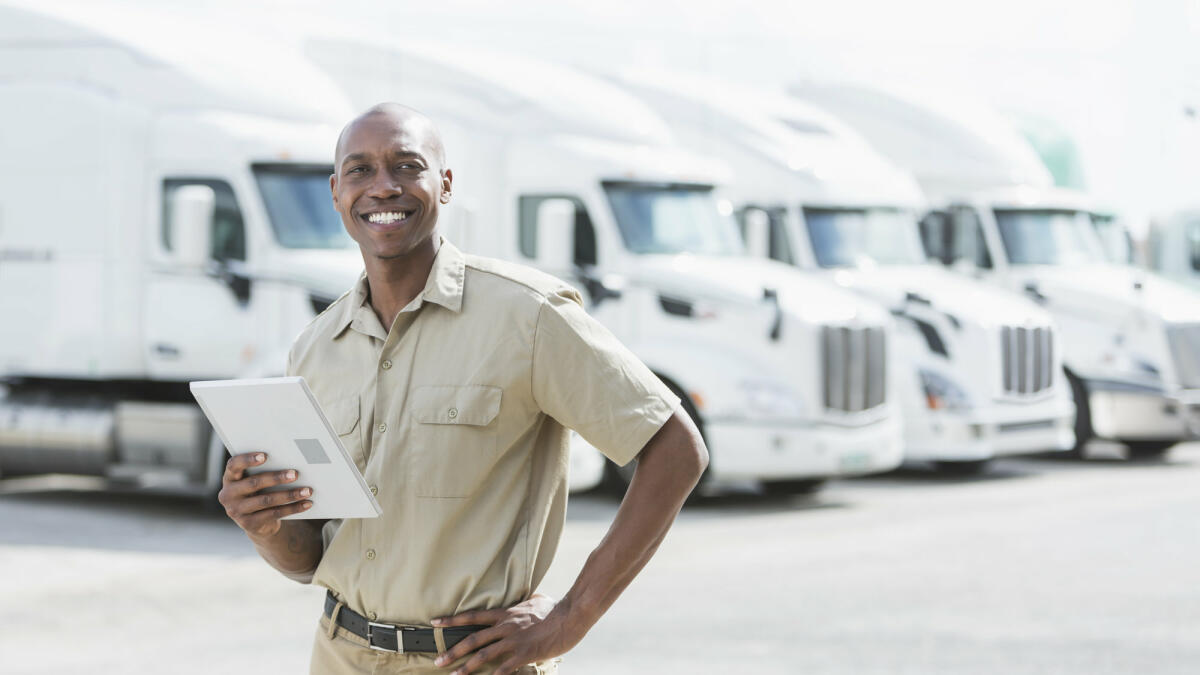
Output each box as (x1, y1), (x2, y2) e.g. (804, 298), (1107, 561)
(329, 172), (340, 209)
(439, 168), (453, 204)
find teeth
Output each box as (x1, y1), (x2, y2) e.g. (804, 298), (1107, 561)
(367, 211), (410, 224)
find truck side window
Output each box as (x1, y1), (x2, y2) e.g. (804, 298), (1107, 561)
(952, 207), (992, 269)
(517, 195), (597, 267)
(1189, 220), (1200, 272)
(736, 207), (794, 265)
(918, 210), (951, 264)
(162, 179), (246, 262)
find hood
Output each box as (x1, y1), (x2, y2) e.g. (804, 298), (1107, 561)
(1019, 264), (1200, 325)
(269, 249), (365, 300)
(628, 254), (890, 326)
(823, 265), (1052, 328)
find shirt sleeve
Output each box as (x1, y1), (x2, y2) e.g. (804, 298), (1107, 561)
(531, 288), (680, 466)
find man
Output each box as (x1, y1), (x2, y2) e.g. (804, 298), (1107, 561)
(218, 103), (708, 674)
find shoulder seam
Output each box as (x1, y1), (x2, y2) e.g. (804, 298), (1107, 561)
(464, 260), (572, 299)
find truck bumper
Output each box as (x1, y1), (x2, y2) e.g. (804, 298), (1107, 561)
(904, 396), (1076, 462)
(704, 414), (904, 482)
(1087, 381), (1200, 441)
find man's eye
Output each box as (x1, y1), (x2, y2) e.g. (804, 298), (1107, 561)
(348, 166), (366, 174)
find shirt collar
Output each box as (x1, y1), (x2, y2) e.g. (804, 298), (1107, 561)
(330, 238), (465, 340)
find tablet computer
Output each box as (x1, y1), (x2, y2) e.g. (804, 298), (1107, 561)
(190, 376), (381, 520)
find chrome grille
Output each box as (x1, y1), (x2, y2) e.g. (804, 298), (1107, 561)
(1167, 323), (1200, 389)
(822, 325), (887, 412)
(1001, 326), (1053, 395)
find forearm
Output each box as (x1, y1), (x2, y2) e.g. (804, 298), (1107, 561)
(558, 413), (708, 632)
(250, 519), (327, 583)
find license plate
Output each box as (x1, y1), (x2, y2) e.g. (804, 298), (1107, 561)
(839, 451), (872, 471)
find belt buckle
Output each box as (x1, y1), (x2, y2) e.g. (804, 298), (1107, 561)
(367, 621), (405, 653)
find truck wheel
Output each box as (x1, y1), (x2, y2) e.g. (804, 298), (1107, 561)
(1125, 441), (1174, 460)
(933, 459), (991, 476)
(1065, 370), (1092, 459)
(762, 479), (826, 496)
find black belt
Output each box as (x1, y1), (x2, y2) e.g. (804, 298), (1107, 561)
(324, 591), (487, 654)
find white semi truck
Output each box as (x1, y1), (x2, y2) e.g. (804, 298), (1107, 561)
(302, 38), (905, 492)
(792, 82), (1200, 457)
(617, 73), (1075, 472)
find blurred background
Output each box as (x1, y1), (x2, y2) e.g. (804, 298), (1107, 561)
(1, 1), (1199, 674)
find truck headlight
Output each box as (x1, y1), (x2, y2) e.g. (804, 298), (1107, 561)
(739, 379), (806, 419)
(920, 369), (972, 411)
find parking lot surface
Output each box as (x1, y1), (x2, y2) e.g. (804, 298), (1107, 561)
(2, 442), (1198, 674)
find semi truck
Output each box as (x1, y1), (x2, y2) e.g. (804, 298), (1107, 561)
(302, 38), (906, 493)
(616, 72), (1075, 473)
(792, 82), (1200, 457)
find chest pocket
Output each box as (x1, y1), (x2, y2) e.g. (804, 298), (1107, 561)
(410, 385), (502, 498)
(324, 395), (365, 471)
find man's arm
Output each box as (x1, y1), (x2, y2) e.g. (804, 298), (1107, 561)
(217, 452), (327, 583)
(432, 410), (708, 674)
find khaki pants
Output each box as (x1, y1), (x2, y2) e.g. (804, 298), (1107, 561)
(311, 615), (560, 674)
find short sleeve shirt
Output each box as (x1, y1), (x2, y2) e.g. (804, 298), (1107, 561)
(286, 239), (679, 625)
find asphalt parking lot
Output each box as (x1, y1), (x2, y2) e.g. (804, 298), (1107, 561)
(2, 442), (1198, 674)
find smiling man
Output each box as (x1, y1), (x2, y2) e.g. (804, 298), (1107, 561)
(217, 102), (708, 674)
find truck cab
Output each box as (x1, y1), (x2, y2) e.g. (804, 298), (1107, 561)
(792, 81), (1200, 457)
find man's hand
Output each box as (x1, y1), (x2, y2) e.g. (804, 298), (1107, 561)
(431, 594), (579, 675)
(217, 452), (313, 538)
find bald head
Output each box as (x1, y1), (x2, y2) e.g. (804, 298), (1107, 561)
(334, 103), (446, 171)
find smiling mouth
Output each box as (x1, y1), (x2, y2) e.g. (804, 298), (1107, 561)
(362, 210), (413, 226)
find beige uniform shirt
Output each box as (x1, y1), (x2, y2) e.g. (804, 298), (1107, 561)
(287, 239), (678, 625)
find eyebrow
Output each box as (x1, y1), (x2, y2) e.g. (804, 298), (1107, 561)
(340, 150), (428, 168)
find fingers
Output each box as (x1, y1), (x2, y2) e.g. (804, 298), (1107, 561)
(241, 499), (314, 533)
(434, 624), (508, 668)
(451, 639), (514, 675)
(224, 468), (300, 499)
(433, 608), (507, 628)
(222, 452), (265, 483)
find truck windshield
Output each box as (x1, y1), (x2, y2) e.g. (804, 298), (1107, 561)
(995, 209), (1104, 265)
(804, 208), (926, 268)
(604, 182), (743, 256)
(253, 165), (355, 249)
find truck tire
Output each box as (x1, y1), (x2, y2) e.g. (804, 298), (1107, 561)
(1065, 369), (1092, 459)
(761, 479), (826, 496)
(933, 459), (992, 476)
(1125, 441), (1174, 460)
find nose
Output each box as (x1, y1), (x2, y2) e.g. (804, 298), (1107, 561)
(365, 170), (403, 198)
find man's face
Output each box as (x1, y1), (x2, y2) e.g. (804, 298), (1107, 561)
(330, 112), (452, 261)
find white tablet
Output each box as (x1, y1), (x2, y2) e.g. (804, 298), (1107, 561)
(190, 376), (381, 520)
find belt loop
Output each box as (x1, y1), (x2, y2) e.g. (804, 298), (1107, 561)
(326, 601), (344, 640)
(433, 626), (447, 654)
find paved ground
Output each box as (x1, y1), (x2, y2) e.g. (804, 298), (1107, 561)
(1, 442), (1198, 674)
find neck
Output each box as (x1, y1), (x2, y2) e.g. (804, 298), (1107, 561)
(362, 236), (440, 332)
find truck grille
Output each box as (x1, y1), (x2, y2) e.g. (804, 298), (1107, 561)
(1001, 326), (1053, 395)
(1167, 323), (1200, 389)
(822, 325), (887, 412)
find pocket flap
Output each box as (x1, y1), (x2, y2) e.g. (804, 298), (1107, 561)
(412, 385), (502, 426)
(323, 396), (361, 436)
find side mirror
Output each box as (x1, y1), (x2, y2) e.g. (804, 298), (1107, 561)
(535, 198), (575, 275)
(169, 185), (214, 269)
(742, 208), (771, 259)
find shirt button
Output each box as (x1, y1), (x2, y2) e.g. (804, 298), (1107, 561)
(365, 549), (376, 560)
(381, 360), (392, 370)
(377, 423), (387, 434)
(368, 611), (378, 621)
(370, 485), (378, 496)
(447, 407), (458, 419)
